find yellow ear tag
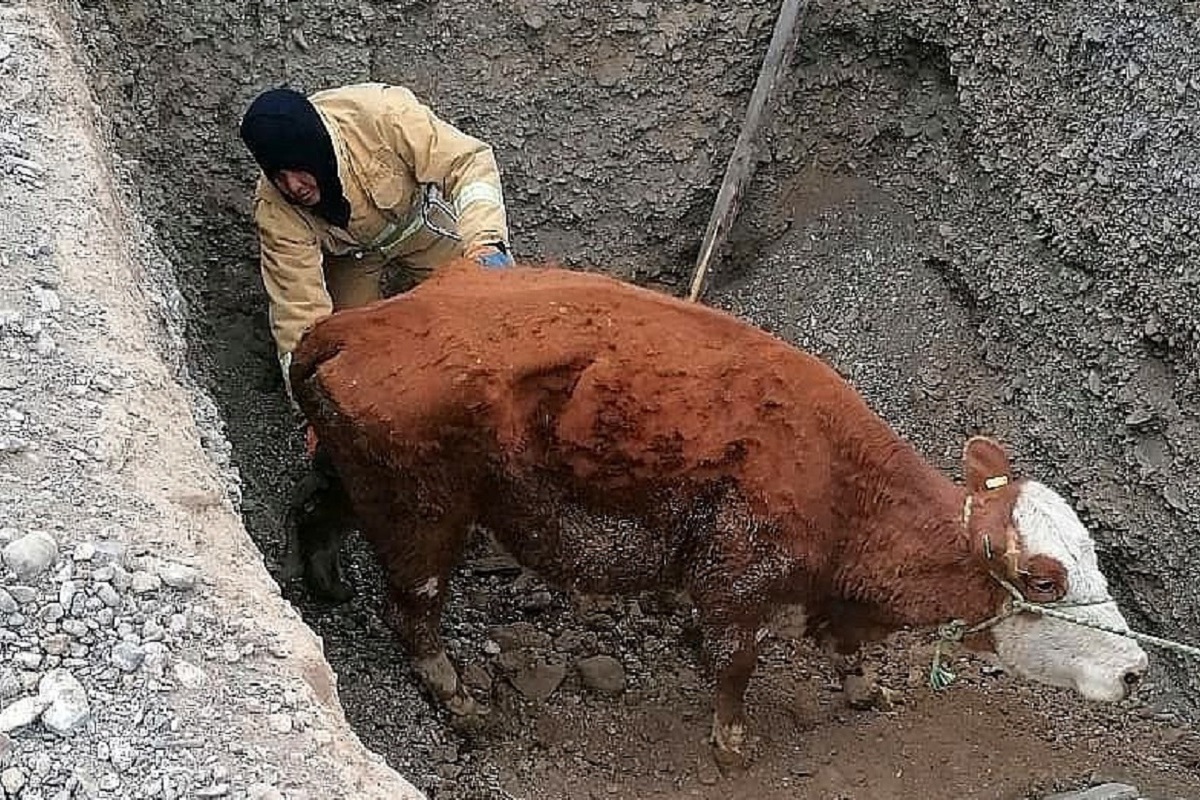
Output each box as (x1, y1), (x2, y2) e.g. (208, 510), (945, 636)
(984, 475), (1010, 490)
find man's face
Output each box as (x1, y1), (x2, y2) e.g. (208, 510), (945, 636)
(274, 169), (321, 206)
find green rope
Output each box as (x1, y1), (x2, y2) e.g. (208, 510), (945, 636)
(929, 576), (1200, 690)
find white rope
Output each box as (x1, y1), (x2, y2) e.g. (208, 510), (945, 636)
(1010, 598), (1200, 659)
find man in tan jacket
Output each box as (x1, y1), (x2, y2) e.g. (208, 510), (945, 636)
(239, 82), (513, 397)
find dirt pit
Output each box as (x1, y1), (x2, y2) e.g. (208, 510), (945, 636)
(63, 0), (1200, 797)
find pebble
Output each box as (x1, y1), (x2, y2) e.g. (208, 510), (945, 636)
(130, 570), (161, 594)
(172, 661), (207, 689)
(95, 582), (121, 608)
(13, 652), (42, 670)
(7, 586), (35, 605)
(110, 642), (146, 672)
(0, 588), (16, 613)
(1, 766), (26, 795)
(58, 579), (78, 609)
(576, 655), (627, 696)
(38, 669), (90, 735)
(158, 561), (199, 590)
(142, 642), (169, 677)
(1, 531), (58, 582)
(41, 634), (70, 656)
(91, 541), (127, 567)
(0, 696), (48, 733)
(109, 739), (135, 772)
(1044, 784), (1141, 800)
(0, 670), (19, 699)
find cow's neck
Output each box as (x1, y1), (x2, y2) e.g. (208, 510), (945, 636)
(831, 440), (999, 629)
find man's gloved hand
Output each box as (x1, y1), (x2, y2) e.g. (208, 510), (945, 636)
(466, 242), (514, 269)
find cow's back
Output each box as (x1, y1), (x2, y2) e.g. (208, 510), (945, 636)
(290, 261), (881, 522)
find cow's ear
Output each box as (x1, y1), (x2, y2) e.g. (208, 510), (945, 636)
(963, 436), (1012, 495)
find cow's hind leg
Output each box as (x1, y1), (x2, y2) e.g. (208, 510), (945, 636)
(693, 608), (759, 771)
(376, 506), (483, 720)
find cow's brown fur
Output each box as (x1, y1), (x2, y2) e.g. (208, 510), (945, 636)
(290, 260), (1028, 764)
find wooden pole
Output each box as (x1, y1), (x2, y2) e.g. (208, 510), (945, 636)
(687, 0), (809, 302)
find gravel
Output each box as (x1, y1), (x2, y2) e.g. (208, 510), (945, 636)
(0, 4), (425, 799)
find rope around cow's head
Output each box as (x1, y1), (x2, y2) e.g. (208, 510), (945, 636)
(929, 573), (1200, 690)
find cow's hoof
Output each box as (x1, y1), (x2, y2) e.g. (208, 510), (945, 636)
(447, 697), (492, 736)
(710, 719), (749, 773)
(711, 742), (748, 774)
(447, 691), (486, 718)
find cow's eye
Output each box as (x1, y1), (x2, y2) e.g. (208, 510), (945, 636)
(1026, 577), (1061, 599)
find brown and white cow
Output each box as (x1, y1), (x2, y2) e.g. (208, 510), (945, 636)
(288, 260), (1147, 765)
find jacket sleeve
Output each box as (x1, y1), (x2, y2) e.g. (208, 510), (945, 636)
(377, 86), (510, 252)
(254, 185), (333, 373)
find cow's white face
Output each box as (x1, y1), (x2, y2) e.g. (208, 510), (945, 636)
(989, 480), (1148, 702)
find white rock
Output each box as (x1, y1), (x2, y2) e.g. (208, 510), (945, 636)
(1, 765), (25, 795)
(91, 541), (127, 567)
(7, 585), (35, 604)
(58, 579), (78, 609)
(158, 562), (199, 590)
(35, 331), (55, 356)
(33, 287), (61, 313)
(37, 669), (90, 735)
(130, 570), (161, 594)
(96, 582), (121, 608)
(172, 661), (207, 689)
(110, 642), (145, 672)
(142, 642), (170, 677)
(1, 531), (57, 581)
(247, 783), (284, 800)
(0, 696), (49, 733)
(1045, 784), (1141, 800)
(0, 669), (20, 699)
(109, 739), (135, 772)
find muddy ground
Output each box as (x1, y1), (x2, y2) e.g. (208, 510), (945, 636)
(63, 0), (1200, 797)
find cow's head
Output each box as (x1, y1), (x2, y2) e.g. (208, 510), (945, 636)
(961, 436), (1148, 702)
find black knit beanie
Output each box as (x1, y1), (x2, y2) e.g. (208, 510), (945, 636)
(239, 87), (351, 229)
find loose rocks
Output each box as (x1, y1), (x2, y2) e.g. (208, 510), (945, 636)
(2, 531), (57, 582)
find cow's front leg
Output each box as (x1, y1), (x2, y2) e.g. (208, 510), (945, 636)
(698, 619), (759, 771)
(382, 586), (484, 720)
(377, 506), (485, 722)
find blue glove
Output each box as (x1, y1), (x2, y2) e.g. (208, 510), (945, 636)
(477, 250), (514, 269)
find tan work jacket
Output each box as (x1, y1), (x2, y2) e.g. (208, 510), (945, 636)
(251, 82), (510, 369)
